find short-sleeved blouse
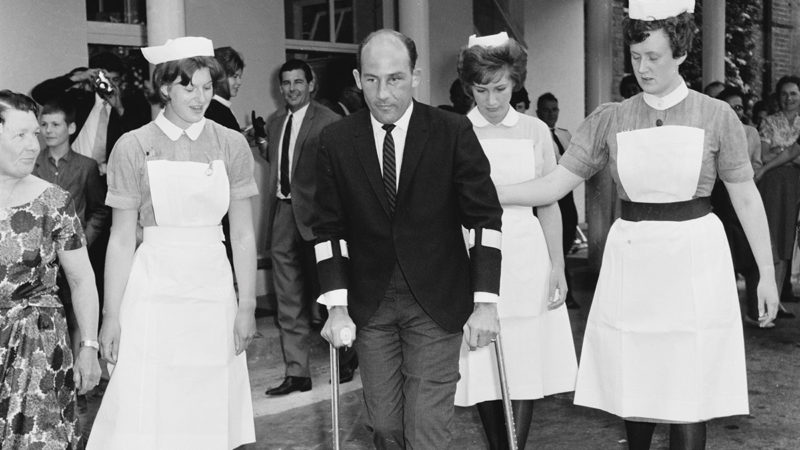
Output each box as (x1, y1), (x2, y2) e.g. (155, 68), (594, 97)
(559, 90), (753, 201)
(0, 185), (85, 308)
(468, 107), (557, 181)
(105, 119), (259, 227)
(758, 111), (800, 148)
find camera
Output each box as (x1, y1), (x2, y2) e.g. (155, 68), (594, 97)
(94, 71), (115, 96)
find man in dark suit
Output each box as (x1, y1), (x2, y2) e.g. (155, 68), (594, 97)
(263, 60), (342, 395)
(315, 30), (503, 448)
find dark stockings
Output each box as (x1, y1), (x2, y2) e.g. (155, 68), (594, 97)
(624, 420), (707, 450)
(477, 399), (534, 449)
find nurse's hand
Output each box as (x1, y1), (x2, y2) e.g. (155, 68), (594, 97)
(99, 317), (121, 364)
(547, 265), (568, 310)
(756, 274), (780, 327)
(234, 308), (256, 355)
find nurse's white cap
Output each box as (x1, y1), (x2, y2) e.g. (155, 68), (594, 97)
(629, 0), (695, 21)
(141, 36), (214, 65)
(467, 32), (510, 48)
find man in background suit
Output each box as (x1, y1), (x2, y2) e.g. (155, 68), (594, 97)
(315, 30), (503, 448)
(263, 60), (342, 395)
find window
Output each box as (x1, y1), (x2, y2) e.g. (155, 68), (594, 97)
(285, 0), (382, 49)
(86, 0), (146, 24)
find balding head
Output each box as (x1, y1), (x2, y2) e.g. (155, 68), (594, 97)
(358, 29), (417, 72)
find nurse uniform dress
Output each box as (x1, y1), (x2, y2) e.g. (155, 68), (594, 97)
(563, 82), (752, 423)
(455, 108), (577, 406)
(87, 113), (258, 449)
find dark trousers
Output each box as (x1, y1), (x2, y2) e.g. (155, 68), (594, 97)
(271, 200), (315, 377)
(355, 267), (462, 449)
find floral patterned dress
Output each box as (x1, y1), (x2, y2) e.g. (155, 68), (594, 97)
(0, 184), (85, 449)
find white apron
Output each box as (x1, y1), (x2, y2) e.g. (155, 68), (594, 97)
(455, 137), (577, 405)
(573, 126), (749, 422)
(87, 159), (255, 449)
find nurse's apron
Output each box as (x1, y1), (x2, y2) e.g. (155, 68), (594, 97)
(87, 158), (255, 449)
(455, 137), (577, 406)
(573, 125), (749, 422)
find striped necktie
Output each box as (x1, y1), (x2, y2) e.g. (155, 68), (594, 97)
(382, 123), (396, 214)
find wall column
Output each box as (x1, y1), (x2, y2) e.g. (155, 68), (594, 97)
(584, 0), (615, 271)
(146, 0), (185, 45)
(399, 0), (431, 103)
(702, 0), (726, 86)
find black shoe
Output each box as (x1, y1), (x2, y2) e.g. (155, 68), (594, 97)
(339, 354), (359, 384)
(565, 297), (580, 309)
(265, 376), (312, 395)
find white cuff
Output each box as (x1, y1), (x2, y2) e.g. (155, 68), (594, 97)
(314, 240), (349, 262)
(473, 292), (499, 303)
(317, 289), (348, 307)
(468, 229), (502, 250)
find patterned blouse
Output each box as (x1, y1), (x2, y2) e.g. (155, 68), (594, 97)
(759, 111), (800, 148)
(0, 185), (85, 308)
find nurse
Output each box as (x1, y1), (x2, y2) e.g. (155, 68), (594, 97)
(87, 37), (258, 449)
(495, 2), (778, 449)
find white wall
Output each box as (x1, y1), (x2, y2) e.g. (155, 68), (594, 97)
(428, 0), (473, 107)
(0, 0), (88, 94)
(525, 0), (586, 223)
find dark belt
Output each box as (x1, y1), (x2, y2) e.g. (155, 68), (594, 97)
(620, 197), (711, 222)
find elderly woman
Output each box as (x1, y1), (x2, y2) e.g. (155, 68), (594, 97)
(495, 2), (778, 449)
(754, 75), (800, 307)
(0, 90), (100, 449)
(453, 33), (577, 449)
(87, 37), (258, 449)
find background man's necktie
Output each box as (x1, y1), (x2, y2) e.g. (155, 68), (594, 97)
(280, 114), (293, 196)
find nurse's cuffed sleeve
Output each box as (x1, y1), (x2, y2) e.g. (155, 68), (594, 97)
(717, 107), (755, 183)
(226, 132), (259, 200)
(105, 133), (143, 210)
(558, 103), (618, 179)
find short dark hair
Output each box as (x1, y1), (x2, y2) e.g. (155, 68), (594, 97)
(279, 59), (314, 84)
(623, 12), (697, 58)
(357, 29), (418, 72)
(510, 87), (530, 110)
(151, 56), (224, 107)
(215, 46), (245, 76)
(0, 90), (39, 124)
(457, 36), (527, 96)
(716, 86), (744, 103)
(41, 97), (77, 125)
(89, 52), (126, 74)
(536, 92), (558, 111)
(703, 81), (726, 96)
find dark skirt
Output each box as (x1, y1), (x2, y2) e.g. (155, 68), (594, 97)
(0, 304), (80, 449)
(758, 164), (800, 261)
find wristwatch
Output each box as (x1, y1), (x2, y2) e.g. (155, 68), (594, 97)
(80, 339), (101, 351)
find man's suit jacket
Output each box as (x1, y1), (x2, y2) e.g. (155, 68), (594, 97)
(314, 101), (503, 333)
(31, 74), (151, 160)
(265, 101), (341, 242)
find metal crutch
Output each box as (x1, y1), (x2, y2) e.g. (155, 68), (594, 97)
(494, 334), (518, 450)
(330, 328), (353, 450)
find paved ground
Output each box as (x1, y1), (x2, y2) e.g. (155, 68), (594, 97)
(80, 253), (800, 449)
